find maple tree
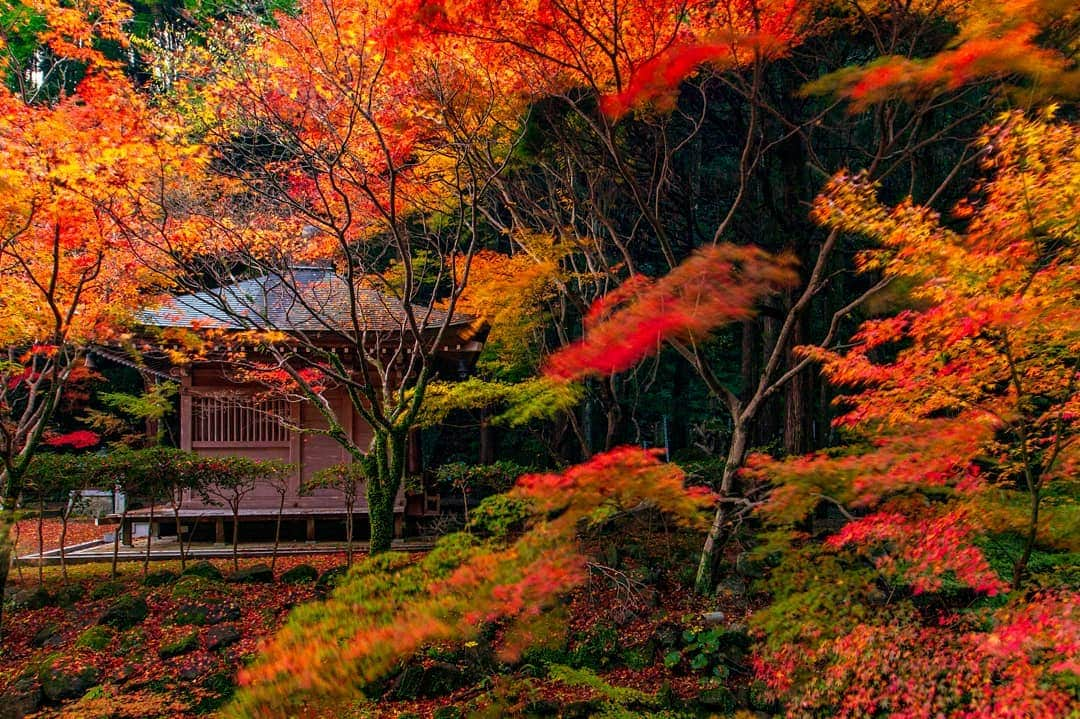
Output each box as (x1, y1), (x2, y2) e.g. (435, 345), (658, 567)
(0, 0), (178, 640)
(199, 456), (293, 571)
(129, 0), (525, 554)
(303, 462), (366, 567)
(226, 446), (713, 717)
(744, 47), (1079, 718)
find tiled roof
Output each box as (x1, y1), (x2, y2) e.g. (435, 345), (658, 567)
(140, 267), (470, 333)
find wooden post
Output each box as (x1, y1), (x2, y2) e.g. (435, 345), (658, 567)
(393, 513), (404, 541)
(215, 518), (225, 545)
(306, 518), (316, 543)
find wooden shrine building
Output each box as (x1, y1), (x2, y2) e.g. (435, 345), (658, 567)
(106, 266), (484, 544)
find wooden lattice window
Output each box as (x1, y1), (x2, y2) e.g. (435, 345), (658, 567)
(191, 395), (290, 447)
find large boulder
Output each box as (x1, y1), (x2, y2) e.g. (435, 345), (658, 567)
(98, 595), (148, 631)
(172, 604), (210, 626)
(74, 626), (115, 651)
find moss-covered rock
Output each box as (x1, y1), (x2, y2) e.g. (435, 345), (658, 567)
(280, 563), (318, 584)
(432, 708), (463, 719)
(9, 587), (52, 611)
(75, 625), (115, 651)
(694, 686), (736, 713)
(181, 560), (223, 582)
(31, 622), (62, 648)
(158, 631), (199, 659)
(89, 580), (124, 601)
(54, 583), (85, 608)
(39, 663), (100, 702)
(170, 575), (213, 600)
(98, 595), (148, 630)
(0, 676), (41, 719)
(204, 601), (242, 625)
(204, 624), (241, 651)
(172, 603), (210, 626)
(143, 569), (179, 587)
(393, 662), (476, 700)
(569, 623), (621, 670)
(315, 565), (348, 592)
(227, 563), (274, 584)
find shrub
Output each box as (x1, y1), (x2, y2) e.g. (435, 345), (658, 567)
(569, 623), (622, 671)
(469, 494), (533, 539)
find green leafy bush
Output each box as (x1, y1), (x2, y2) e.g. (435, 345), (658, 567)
(469, 494), (533, 539)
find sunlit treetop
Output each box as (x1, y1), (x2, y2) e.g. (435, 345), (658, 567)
(386, 0), (807, 117)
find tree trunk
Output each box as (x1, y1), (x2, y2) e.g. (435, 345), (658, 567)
(59, 511), (68, 584)
(694, 422), (749, 595)
(367, 429), (406, 554)
(37, 497), (44, 587)
(111, 508), (127, 579)
(143, 503), (154, 576)
(173, 508), (186, 570)
(479, 408), (494, 465)
(0, 513), (15, 643)
(1013, 485), (1041, 590)
(231, 504), (240, 571)
(783, 317), (811, 455)
(345, 500), (354, 568)
(13, 517), (23, 583)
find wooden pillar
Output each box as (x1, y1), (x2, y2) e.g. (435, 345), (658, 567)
(122, 519), (133, 547)
(306, 518), (316, 543)
(407, 428), (422, 475)
(394, 513), (404, 540)
(214, 518), (225, 545)
(289, 401), (301, 495)
(179, 373), (192, 451)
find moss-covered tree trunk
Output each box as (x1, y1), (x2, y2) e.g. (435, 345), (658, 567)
(365, 429), (406, 554)
(0, 513), (14, 643)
